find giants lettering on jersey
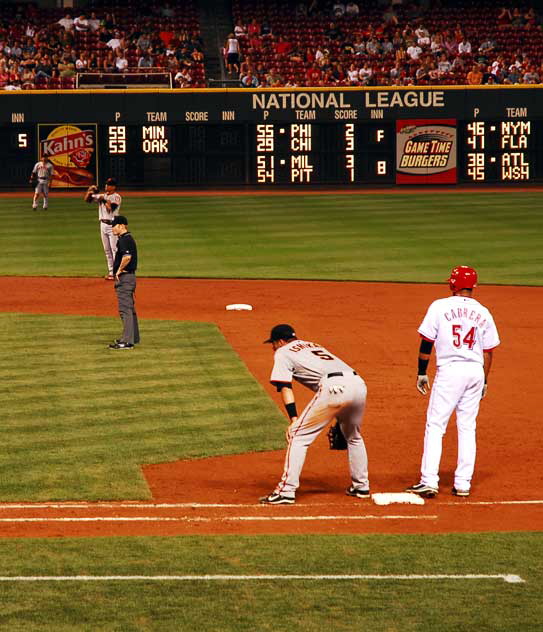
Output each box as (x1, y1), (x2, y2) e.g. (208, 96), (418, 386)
(444, 307), (486, 328)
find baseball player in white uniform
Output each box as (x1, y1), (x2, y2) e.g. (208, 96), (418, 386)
(84, 177), (122, 280)
(260, 324), (370, 505)
(406, 266), (500, 499)
(29, 156), (54, 210)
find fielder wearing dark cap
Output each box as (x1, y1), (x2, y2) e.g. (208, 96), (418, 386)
(109, 215), (139, 350)
(84, 176), (122, 280)
(260, 322), (370, 505)
(264, 324), (297, 343)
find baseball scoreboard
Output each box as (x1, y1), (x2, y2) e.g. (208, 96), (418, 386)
(0, 86), (542, 188)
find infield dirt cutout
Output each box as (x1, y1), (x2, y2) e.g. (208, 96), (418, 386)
(0, 277), (541, 537)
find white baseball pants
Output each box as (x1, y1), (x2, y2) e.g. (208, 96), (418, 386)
(420, 361), (484, 491)
(275, 373), (369, 498)
(100, 224), (118, 275)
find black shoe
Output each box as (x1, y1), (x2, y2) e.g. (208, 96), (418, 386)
(259, 493), (295, 505)
(405, 483), (438, 498)
(346, 486), (371, 499)
(109, 342), (134, 350)
(452, 487), (470, 497)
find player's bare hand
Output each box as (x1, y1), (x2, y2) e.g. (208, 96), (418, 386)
(481, 384), (488, 399)
(416, 375), (430, 395)
(285, 419), (297, 442)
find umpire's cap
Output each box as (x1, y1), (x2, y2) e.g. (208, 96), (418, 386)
(105, 177), (117, 186)
(264, 324), (297, 343)
(111, 215), (128, 227)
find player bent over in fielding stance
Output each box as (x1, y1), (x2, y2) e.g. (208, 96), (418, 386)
(406, 266), (500, 499)
(260, 324), (370, 505)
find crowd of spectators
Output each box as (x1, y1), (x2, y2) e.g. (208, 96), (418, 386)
(229, 0), (543, 88)
(0, 1), (204, 90)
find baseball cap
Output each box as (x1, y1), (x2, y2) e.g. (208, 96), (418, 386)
(111, 215), (128, 227)
(105, 177), (117, 186)
(264, 324), (297, 343)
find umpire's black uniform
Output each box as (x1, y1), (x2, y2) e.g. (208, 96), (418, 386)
(109, 215), (139, 349)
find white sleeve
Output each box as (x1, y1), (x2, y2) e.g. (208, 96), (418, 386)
(270, 351), (294, 384)
(90, 194), (102, 204)
(417, 302), (438, 341)
(482, 312), (500, 350)
(32, 163), (38, 174)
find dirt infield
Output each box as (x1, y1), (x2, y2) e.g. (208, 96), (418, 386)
(0, 276), (541, 537)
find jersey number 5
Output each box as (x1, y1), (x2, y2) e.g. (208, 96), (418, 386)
(311, 350), (335, 361)
(452, 324), (476, 349)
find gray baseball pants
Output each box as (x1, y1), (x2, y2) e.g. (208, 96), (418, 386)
(275, 373), (369, 498)
(115, 273), (140, 345)
(101, 224), (118, 275)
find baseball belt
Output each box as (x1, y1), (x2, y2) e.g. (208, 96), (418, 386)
(327, 371), (357, 378)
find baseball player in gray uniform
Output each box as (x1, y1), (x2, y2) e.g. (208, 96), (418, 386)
(29, 156), (54, 210)
(260, 324), (370, 505)
(84, 177), (122, 280)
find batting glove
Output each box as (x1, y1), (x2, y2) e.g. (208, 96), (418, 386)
(416, 375), (430, 395)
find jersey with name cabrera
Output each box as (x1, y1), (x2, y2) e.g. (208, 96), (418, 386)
(418, 295), (500, 366)
(271, 340), (354, 391)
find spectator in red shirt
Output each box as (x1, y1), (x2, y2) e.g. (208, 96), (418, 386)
(247, 18), (260, 37)
(159, 24), (174, 48)
(275, 36), (292, 56)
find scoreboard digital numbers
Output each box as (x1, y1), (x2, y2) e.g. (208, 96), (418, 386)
(1, 87), (543, 188)
(463, 120), (531, 181)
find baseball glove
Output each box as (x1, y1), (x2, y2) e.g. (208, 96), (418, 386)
(327, 421), (348, 450)
(87, 185), (99, 194)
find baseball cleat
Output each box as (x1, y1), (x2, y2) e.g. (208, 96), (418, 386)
(452, 487), (470, 497)
(405, 483), (439, 498)
(108, 342), (134, 350)
(259, 493), (295, 505)
(346, 486), (371, 499)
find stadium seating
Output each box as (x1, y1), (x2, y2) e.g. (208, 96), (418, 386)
(0, 1), (205, 90)
(230, 0), (543, 87)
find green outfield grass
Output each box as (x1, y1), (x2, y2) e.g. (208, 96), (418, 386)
(1, 192), (542, 284)
(0, 533), (540, 631)
(0, 313), (284, 500)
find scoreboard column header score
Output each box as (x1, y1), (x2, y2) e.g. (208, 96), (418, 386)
(1, 87), (542, 187)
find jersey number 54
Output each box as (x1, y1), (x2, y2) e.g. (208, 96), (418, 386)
(452, 324), (476, 349)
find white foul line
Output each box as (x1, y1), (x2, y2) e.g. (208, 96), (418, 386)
(0, 574), (525, 583)
(0, 515), (436, 523)
(0, 500), (541, 510)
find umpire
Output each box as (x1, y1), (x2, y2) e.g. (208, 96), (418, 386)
(109, 215), (140, 350)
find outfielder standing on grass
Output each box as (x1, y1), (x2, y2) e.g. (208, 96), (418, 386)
(108, 215), (139, 350)
(29, 155), (54, 210)
(406, 266), (500, 499)
(260, 324), (370, 505)
(84, 177), (122, 280)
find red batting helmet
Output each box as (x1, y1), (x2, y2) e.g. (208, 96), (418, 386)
(448, 266), (478, 292)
